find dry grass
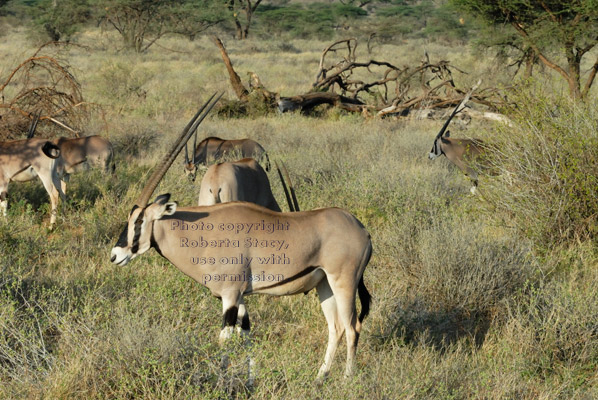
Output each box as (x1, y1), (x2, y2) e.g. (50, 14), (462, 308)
(1, 26), (597, 399)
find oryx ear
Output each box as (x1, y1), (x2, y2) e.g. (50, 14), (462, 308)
(153, 193), (177, 217)
(444, 130), (451, 137)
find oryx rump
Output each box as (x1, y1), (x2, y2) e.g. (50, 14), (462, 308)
(197, 158), (281, 211)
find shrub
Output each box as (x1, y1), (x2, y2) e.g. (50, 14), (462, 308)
(481, 85), (598, 250)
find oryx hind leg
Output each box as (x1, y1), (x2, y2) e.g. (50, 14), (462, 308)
(326, 276), (358, 379)
(0, 186), (8, 217)
(316, 277), (344, 382)
(219, 291), (242, 371)
(236, 298), (256, 386)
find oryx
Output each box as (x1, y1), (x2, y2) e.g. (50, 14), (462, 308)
(111, 95), (372, 381)
(51, 136), (115, 196)
(0, 138), (62, 226)
(429, 81), (486, 194)
(197, 158), (282, 211)
(184, 136), (270, 181)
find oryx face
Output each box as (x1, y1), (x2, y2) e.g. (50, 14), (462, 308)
(184, 162), (197, 181)
(110, 194), (177, 266)
(429, 130), (450, 160)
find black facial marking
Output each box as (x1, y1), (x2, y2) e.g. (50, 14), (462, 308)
(222, 306), (239, 328)
(130, 209), (145, 254)
(259, 266), (318, 290)
(114, 224), (129, 248)
(241, 313), (250, 331)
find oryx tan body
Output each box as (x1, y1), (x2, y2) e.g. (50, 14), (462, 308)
(197, 158), (281, 211)
(112, 96), (371, 381)
(50, 135), (115, 197)
(0, 138), (62, 225)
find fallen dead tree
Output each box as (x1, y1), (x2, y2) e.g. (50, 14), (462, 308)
(214, 36), (509, 119)
(0, 42), (99, 140)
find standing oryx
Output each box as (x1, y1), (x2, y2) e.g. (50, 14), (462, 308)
(0, 138), (62, 226)
(184, 136), (270, 181)
(197, 158), (282, 211)
(429, 81), (486, 194)
(51, 136), (115, 196)
(111, 94), (372, 381)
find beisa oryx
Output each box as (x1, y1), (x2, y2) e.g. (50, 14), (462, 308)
(51, 136), (115, 196)
(197, 157), (300, 212)
(0, 137), (62, 226)
(26, 116), (115, 201)
(429, 81), (486, 194)
(184, 135), (270, 181)
(111, 93), (372, 382)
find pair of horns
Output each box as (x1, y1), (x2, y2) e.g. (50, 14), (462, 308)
(136, 93), (223, 207)
(275, 160), (300, 212)
(435, 79), (481, 140)
(27, 111), (41, 139)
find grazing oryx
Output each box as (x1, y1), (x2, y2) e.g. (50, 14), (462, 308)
(428, 81), (486, 194)
(111, 94), (372, 381)
(51, 136), (115, 195)
(184, 136), (270, 181)
(0, 138), (62, 226)
(197, 158), (281, 211)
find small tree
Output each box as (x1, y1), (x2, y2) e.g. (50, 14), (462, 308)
(451, 0), (598, 99)
(96, 0), (224, 52)
(227, 0), (262, 40)
(33, 0), (93, 41)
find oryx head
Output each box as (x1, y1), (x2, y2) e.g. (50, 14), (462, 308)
(111, 93), (221, 265)
(429, 80), (480, 161)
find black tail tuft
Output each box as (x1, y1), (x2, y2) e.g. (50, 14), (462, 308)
(357, 276), (371, 323)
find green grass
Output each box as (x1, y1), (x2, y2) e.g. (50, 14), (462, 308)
(1, 26), (597, 399)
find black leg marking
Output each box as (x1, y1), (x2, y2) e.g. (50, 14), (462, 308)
(241, 313), (250, 331)
(222, 306), (239, 328)
(0, 192), (6, 201)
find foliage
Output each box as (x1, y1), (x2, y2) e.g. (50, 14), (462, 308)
(30, 0), (92, 41)
(94, 0), (225, 52)
(254, 3), (367, 39)
(481, 85), (598, 249)
(451, 0), (598, 98)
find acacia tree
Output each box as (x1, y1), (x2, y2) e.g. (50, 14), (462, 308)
(96, 0), (225, 52)
(452, 0), (598, 99)
(227, 0), (262, 40)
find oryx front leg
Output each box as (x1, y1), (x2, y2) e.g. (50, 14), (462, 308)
(37, 170), (61, 227)
(220, 292), (241, 345)
(316, 278), (343, 382)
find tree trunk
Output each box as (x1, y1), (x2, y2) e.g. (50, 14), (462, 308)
(212, 36), (249, 100)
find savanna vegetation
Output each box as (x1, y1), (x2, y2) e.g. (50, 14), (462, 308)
(1, 0), (598, 398)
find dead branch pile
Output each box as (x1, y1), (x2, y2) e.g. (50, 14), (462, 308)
(0, 42), (97, 140)
(214, 37), (508, 118)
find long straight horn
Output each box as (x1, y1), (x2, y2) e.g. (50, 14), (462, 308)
(192, 127), (198, 165)
(281, 161), (300, 212)
(275, 160), (294, 212)
(435, 79), (481, 140)
(136, 92), (221, 207)
(27, 111), (40, 139)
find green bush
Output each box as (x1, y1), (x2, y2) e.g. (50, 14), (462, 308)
(481, 85), (598, 249)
